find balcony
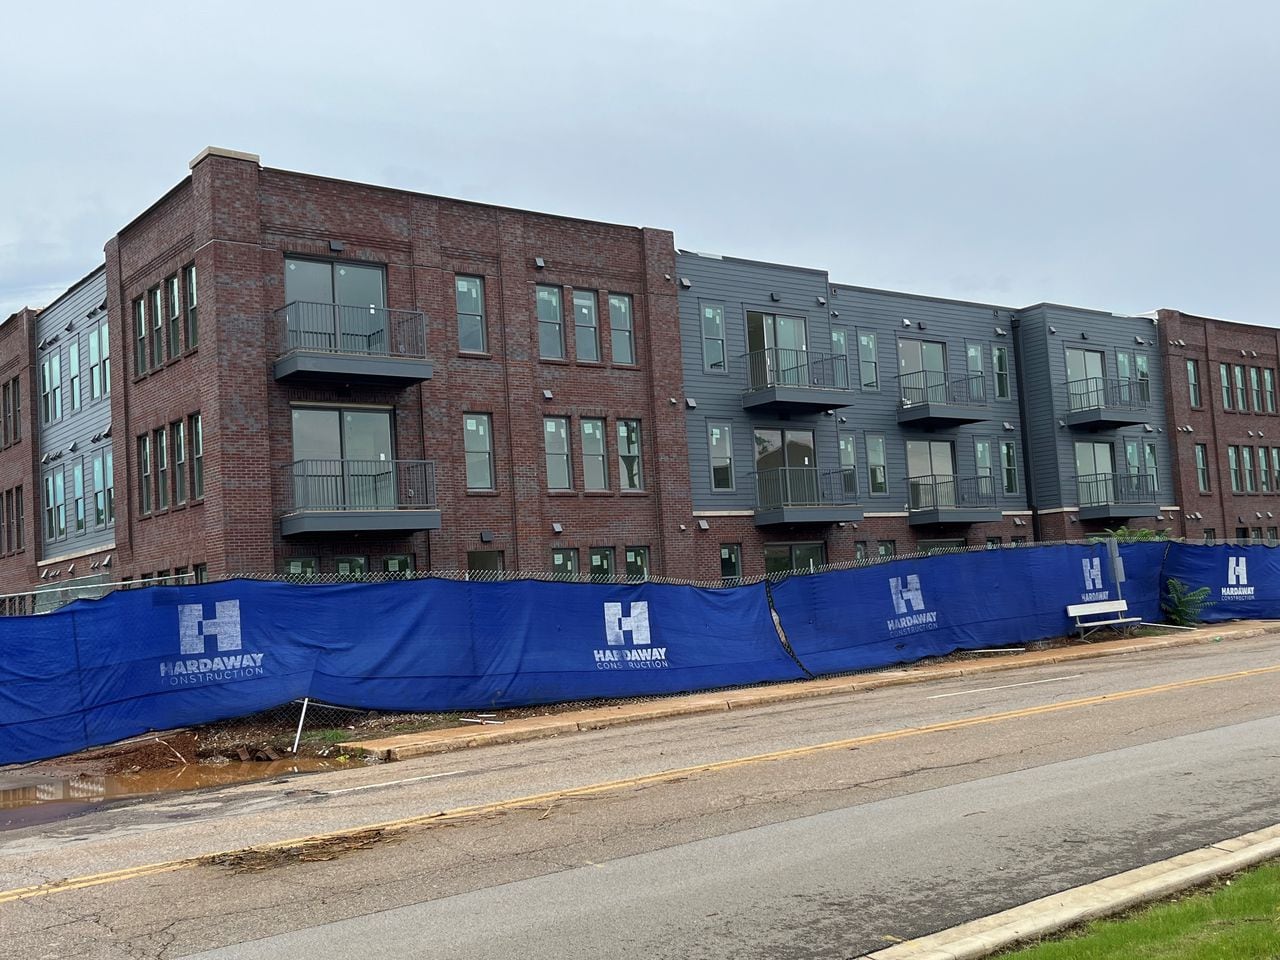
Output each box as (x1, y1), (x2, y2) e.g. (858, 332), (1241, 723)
(740, 348), (855, 414)
(280, 458), (441, 537)
(1063, 377), (1150, 429)
(896, 372), (991, 429)
(272, 301), (433, 386)
(907, 474), (1002, 526)
(753, 467), (863, 527)
(1075, 472), (1159, 521)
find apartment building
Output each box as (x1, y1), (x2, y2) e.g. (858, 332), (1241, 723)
(0, 307), (35, 607)
(1160, 309), (1280, 543)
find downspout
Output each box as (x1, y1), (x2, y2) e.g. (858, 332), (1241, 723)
(1010, 312), (1042, 542)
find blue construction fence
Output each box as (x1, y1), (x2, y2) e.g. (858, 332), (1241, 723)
(0, 541), (1271, 764)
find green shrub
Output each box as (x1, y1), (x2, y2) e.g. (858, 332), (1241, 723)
(1162, 577), (1210, 626)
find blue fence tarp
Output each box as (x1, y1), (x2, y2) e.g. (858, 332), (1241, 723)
(1162, 542), (1280, 621)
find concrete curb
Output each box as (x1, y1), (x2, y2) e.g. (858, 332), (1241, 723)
(863, 823), (1280, 959)
(346, 622), (1277, 761)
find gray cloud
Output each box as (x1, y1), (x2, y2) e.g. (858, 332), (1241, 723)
(2, 0), (1277, 323)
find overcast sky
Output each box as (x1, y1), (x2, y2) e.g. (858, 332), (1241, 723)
(2, 0), (1278, 323)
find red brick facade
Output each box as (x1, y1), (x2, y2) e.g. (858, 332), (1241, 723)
(103, 149), (695, 581)
(0, 309), (37, 601)
(1160, 308), (1280, 542)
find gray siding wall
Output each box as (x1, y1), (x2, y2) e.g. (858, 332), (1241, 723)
(35, 268), (115, 561)
(1015, 304), (1173, 511)
(677, 252), (838, 512)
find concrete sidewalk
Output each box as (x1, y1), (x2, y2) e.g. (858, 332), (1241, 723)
(347, 621), (1277, 762)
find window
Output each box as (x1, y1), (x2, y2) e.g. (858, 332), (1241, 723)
(184, 264), (198, 349)
(1001, 441), (1018, 494)
(580, 419), (608, 490)
(93, 453), (107, 526)
(154, 427), (169, 510)
(1261, 447), (1273, 493)
(618, 420), (643, 490)
(536, 285), (564, 359)
(72, 461), (85, 534)
(867, 434), (887, 494)
(1195, 444), (1210, 492)
(1251, 526), (1264, 542)
(1065, 348), (1106, 410)
(383, 555), (415, 576)
(456, 276), (486, 353)
(1273, 448), (1280, 491)
(831, 328), (848, 386)
(44, 471), (66, 541)
(1186, 360), (1201, 407)
(720, 544), (742, 581)
(335, 556), (368, 579)
(138, 435), (152, 515)
(1143, 441), (1158, 493)
(708, 422), (734, 491)
(1269, 528), (1279, 544)
(898, 339), (948, 404)
(104, 447), (114, 522)
(69, 341), (81, 411)
(1203, 529), (1216, 544)
(1244, 445), (1257, 492)
(837, 433), (858, 497)
(625, 546), (650, 581)
(976, 439), (992, 479)
(173, 420), (187, 504)
(150, 287), (164, 369)
(1251, 367), (1263, 411)
(544, 417), (571, 489)
(1229, 446), (1241, 493)
(551, 547), (579, 579)
(190, 414), (203, 499)
(166, 276), (180, 360)
(467, 550), (505, 573)
(2, 375), (19, 447)
(573, 291), (599, 362)
(1011, 536), (1028, 545)
(134, 298), (147, 374)
(1235, 365), (1248, 411)
(992, 345), (1010, 399)
(14, 485), (22, 552)
(285, 557), (319, 579)
(877, 540), (896, 557)
(965, 342), (985, 402)
(764, 542), (826, 574)
(89, 326), (103, 399)
(854, 541), (868, 560)
(858, 332), (879, 390)
(1220, 363), (1232, 409)
(1236, 526), (1249, 541)
(589, 547), (614, 581)
(609, 293), (635, 365)
(1135, 354), (1150, 402)
(39, 353), (61, 424)
(464, 414), (494, 490)
(1268, 369), (1278, 413)
(702, 303), (726, 373)
(986, 537), (1002, 549)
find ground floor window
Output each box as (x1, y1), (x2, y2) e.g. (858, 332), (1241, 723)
(625, 546), (650, 581)
(719, 543), (742, 581)
(551, 547), (579, 579)
(763, 542), (826, 575)
(467, 550), (505, 573)
(284, 557), (318, 579)
(589, 547), (615, 581)
(335, 556), (368, 578)
(877, 540), (896, 557)
(919, 538), (966, 554)
(1202, 529), (1216, 544)
(383, 554), (415, 576)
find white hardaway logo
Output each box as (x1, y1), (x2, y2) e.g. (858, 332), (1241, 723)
(1223, 556), (1255, 599)
(161, 600), (266, 684)
(1080, 557), (1108, 601)
(595, 601), (667, 669)
(887, 575), (937, 635)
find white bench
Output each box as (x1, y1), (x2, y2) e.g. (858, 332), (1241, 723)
(1066, 599), (1141, 641)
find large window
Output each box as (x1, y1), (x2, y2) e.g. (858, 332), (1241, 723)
(173, 420), (187, 505)
(1220, 362), (1232, 409)
(284, 258), (387, 354)
(39, 353), (61, 424)
(1065, 348), (1105, 410)
(866, 434), (887, 494)
(975, 439), (992, 479)
(291, 407), (394, 508)
(134, 298), (147, 375)
(536, 285), (564, 359)
(763, 542), (826, 575)
(898, 339), (947, 404)
(1, 375), (18, 447)
(837, 433), (858, 497)
(184, 263), (198, 349)
(166, 276), (180, 361)
(69, 341), (81, 411)
(456, 276), (486, 354)
(1135, 354), (1150, 401)
(1143, 441), (1158, 492)
(72, 461), (85, 534)
(609, 293), (635, 365)
(747, 312), (807, 386)
(1229, 446), (1241, 493)
(1235, 365), (1247, 411)
(1266, 369), (1277, 413)
(992, 345), (1011, 399)
(551, 547), (579, 579)
(155, 427), (169, 510)
(1251, 367), (1263, 411)
(618, 420), (643, 490)
(544, 417), (571, 489)
(1261, 447), (1272, 493)
(720, 544), (742, 581)
(708, 422), (734, 491)
(1195, 443), (1210, 492)
(1075, 441), (1115, 506)
(190, 414), (203, 499)
(44, 470), (65, 541)
(137, 435), (152, 515)
(625, 546), (650, 581)
(1243, 445), (1257, 492)
(858, 331), (879, 390)
(1001, 441), (1018, 494)
(581, 418), (608, 490)
(702, 303), (726, 373)
(573, 290), (599, 362)
(589, 547), (614, 581)
(1186, 359), (1201, 407)
(150, 287), (164, 369)
(464, 414), (494, 490)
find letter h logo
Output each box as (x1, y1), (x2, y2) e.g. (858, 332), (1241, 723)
(1082, 558), (1104, 591)
(1228, 556), (1248, 586)
(179, 600), (242, 655)
(890, 575), (925, 615)
(604, 601), (650, 647)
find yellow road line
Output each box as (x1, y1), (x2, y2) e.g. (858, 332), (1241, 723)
(3, 663), (1277, 905)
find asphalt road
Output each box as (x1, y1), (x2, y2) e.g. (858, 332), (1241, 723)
(3, 634), (1279, 959)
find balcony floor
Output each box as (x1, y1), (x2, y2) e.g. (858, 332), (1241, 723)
(274, 351), (434, 387)
(908, 507), (1004, 526)
(1064, 408), (1150, 430)
(742, 385), (855, 415)
(754, 504), (864, 527)
(281, 509), (442, 537)
(897, 402), (992, 429)
(1077, 503), (1160, 521)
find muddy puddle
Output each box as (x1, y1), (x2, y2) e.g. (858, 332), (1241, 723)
(0, 758), (337, 831)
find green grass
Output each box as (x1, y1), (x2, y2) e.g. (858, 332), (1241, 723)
(998, 861), (1280, 959)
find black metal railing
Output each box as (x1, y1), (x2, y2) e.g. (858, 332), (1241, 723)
(1065, 376), (1150, 413)
(754, 467), (860, 511)
(276, 301), (428, 359)
(907, 473), (997, 511)
(742, 348), (853, 392)
(282, 459), (437, 514)
(1075, 471), (1156, 508)
(897, 371), (987, 407)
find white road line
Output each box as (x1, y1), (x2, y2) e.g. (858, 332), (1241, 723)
(324, 771), (464, 795)
(927, 674), (1084, 700)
